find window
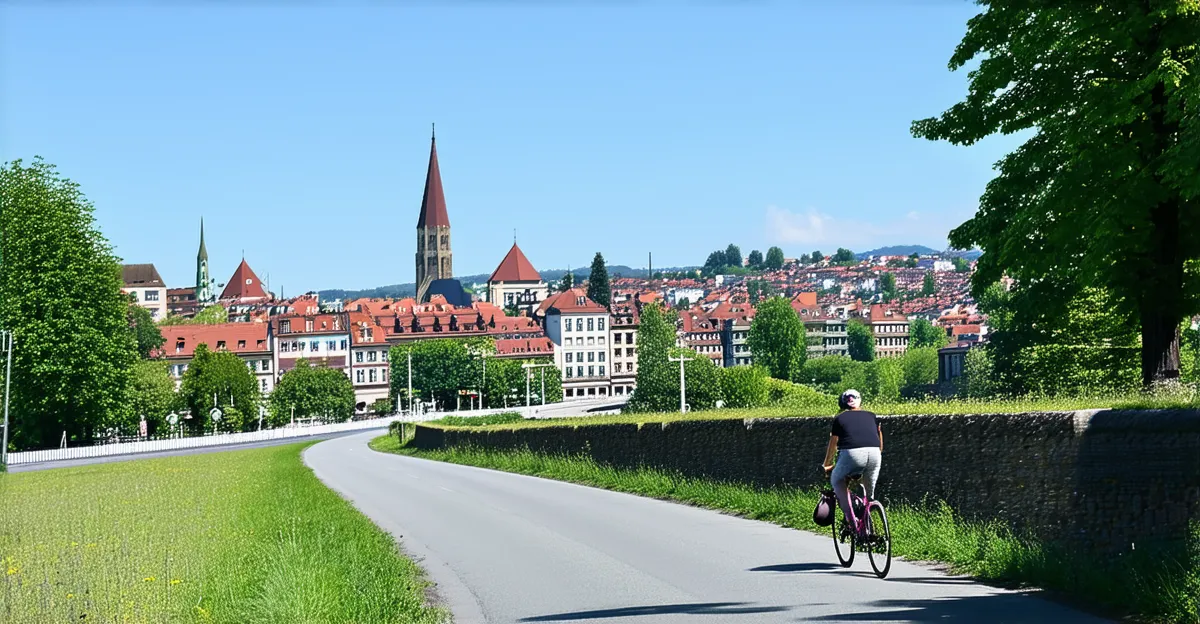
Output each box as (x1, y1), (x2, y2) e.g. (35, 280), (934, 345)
(369, 369), (377, 383)
(327, 340), (337, 351)
(280, 342), (289, 353)
(577, 366), (583, 378)
(261, 379), (268, 391)
(587, 352), (594, 363)
(383, 369), (388, 382)
(356, 370), (364, 383)
(598, 337), (605, 345)
(216, 340), (226, 350)
(356, 352), (364, 363)
(599, 365), (605, 377)
(248, 360), (256, 372)
(237, 340), (246, 349)
(382, 351), (388, 362)
(588, 366), (595, 377)
(262, 359), (270, 371)
(587, 318), (594, 331)
(627, 332), (635, 343)
(614, 333), (622, 344)
(565, 338), (573, 346)
(598, 352), (605, 362)
(440, 235), (448, 249)
(306, 320), (314, 332)
(428, 235), (436, 248)
(310, 341), (319, 352)
(367, 351), (377, 363)
(614, 363), (622, 373)
(626, 348), (634, 357)
(175, 339), (185, 353)
(587, 337), (595, 345)
(145, 290), (160, 302)
(576, 319), (583, 332)
(566, 367), (573, 378)
(598, 318), (605, 330)
(340, 340), (348, 351)
(566, 353), (573, 363)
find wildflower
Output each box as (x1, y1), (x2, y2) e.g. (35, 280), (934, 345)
(170, 579), (182, 585)
(143, 576), (155, 582)
(67, 593), (74, 599)
(6, 567), (17, 575)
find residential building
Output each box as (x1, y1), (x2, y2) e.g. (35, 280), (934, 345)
(866, 304), (910, 358)
(348, 313), (390, 412)
(721, 317), (753, 367)
(415, 128), (453, 303)
(609, 302), (639, 397)
(271, 312), (351, 381)
(938, 343), (971, 386)
(122, 264), (168, 320)
(487, 243), (549, 316)
(667, 287), (705, 308)
(790, 292), (848, 358)
(542, 289), (611, 400)
(161, 322), (274, 394)
(678, 307), (724, 366)
(167, 287), (201, 318)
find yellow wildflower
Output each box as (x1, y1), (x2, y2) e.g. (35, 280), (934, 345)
(143, 576), (155, 582)
(6, 567), (17, 576)
(67, 593), (74, 599)
(170, 579), (182, 585)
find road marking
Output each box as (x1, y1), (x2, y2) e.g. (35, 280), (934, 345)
(439, 486), (455, 493)
(408, 474), (420, 480)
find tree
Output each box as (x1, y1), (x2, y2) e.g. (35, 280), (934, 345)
(901, 347), (940, 393)
(747, 250), (763, 269)
(910, 318), (949, 349)
(269, 359), (355, 426)
(746, 296), (808, 381)
(921, 272), (937, 297)
(668, 347), (724, 411)
(558, 271), (574, 292)
(480, 357), (562, 408)
(809, 250), (823, 264)
(800, 355), (860, 393)
(724, 244), (743, 269)
(676, 297), (691, 309)
(704, 250), (728, 274)
(159, 304), (228, 326)
(963, 346), (996, 399)
(833, 248), (856, 264)
(748, 279), (777, 305)
(178, 343), (261, 433)
(390, 338), (493, 409)
(128, 298), (165, 359)
(952, 257), (971, 273)
(370, 398), (393, 415)
(587, 252), (611, 309)
(847, 318), (876, 362)
(129, 360), (176, 436)
(626, 303), (679, 413)
(880, 273), (899, 301)
(0, 158), (138, 450)
(503, 304), (520, 318)
(764, 247), (785, 271)
(721, 365), (770, 408)
(912, 2), (1200, 387)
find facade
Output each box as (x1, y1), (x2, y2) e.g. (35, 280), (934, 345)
(122, 264), (168, 320)
(271, 312), (351, 380)
(866, 303), (910, 358)
(678, 308), (724, 366)
(721, 317), (753, 368)
(348, 313), (391, 412)
(609, 302), (639, 397)
(938, 343), (971, 384)
(167, 287), (201, 318)
(161, 322), (274, 394)
(542, 289), (611, 400)
(415, 129), (453, 303)
(487, 243), (549, 316)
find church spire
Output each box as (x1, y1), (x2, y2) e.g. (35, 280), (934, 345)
(417, 125), (450, 228)
(198, 218), (208, 261)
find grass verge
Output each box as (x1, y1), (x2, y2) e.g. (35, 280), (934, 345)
(427, 393), (1200, 431)
(372, 434), (1198, 623)
(0, 442), (447, 624)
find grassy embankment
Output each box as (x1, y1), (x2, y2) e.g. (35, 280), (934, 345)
(374, 399), (1200, 623)
(0, 443), (446, 624)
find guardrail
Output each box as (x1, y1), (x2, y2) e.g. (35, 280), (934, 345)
(7, 413), (431, 466)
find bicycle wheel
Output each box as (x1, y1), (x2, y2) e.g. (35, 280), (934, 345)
(832, 514), (854, 567)
(866, 502), (892, 578)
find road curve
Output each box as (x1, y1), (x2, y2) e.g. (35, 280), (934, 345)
(306, 432), (1108, 624)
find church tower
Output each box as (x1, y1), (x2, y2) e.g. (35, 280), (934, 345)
(196, 219), (213, 304)
(415, 125), (453, 303)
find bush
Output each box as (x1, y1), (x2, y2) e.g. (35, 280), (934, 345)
(766, 379), (838, 411)
(433, 412), (525, 427)
(833, 357), (903, 402)
(1017, 345), (1140, 396)
(720, 366), (770, 409)
(800, 355), (860, 393)
(901, 347), (939, 394)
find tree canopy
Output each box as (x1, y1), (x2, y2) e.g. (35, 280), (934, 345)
(724, 244), (743, 269)
(587, 252), (611, 309)
(626, 303), (679, 413)
(746, 296), (808, 381)
(747, 249), (763, 268)
(921, 271), (937, 297)
(178, 343), (261, 433)
(269, 359), (355, 425)
(764, 247), (785, 271)
(129, 298), (165, 359)
(847, 318), (876, 362)
(910, 318), (950, 349)
(912, 1), (1200, 386)
(833, 248), (856, 264)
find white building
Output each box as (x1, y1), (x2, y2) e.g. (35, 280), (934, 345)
(122, 264), (168, 320)
(933, 260), (955, 272)
(160, 322), (275, 394)
(541, 288), (611, 400)
(271, 312), (351, 383)
(668, 287), (705, 307)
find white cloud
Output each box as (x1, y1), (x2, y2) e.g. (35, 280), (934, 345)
(765, 206), (835, 245)
(764, 205), (968, 251)
(906, 211), (920, 221)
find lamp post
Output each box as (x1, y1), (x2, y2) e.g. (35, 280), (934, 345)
(667, 352), (695, 414)
(521, 362), (555, 418)
(1, 330), (13, 468)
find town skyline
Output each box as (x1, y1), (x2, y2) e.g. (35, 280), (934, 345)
(2, 4), (1022, 294)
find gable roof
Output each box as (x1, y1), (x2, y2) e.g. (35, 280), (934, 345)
(161, 322), (269, 358)
(489, 243), (542, 283)
(416, 132), (450, 228)
(219, 260), (268, 301)
(543, 288), (607, 314)
(122, 264), (165, 288)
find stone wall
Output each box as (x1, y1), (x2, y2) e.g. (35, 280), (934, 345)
(412, 409), (1200, 554)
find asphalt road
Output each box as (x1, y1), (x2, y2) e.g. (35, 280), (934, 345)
(306, 432), (1109, 624)
(7, 430), (371, 473)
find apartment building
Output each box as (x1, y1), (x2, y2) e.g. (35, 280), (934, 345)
(609, 302), (639, 397)
(271, 312), (351, 380)
(541, 289), (611, 400)
(161, 322), (274, 394)
(122, 264), (168, 320)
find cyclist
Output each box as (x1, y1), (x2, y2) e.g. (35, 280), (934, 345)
(821, 389), (882, 536)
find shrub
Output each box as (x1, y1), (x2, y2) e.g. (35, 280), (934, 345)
(800, 355), (860, 393)
(433, 412), (525, 427)
(766, 379), (838, 411)
(720, 366), (770, 409)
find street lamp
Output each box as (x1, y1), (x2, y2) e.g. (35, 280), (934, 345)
(1, 330), (13, 468)
(667, 352), (695, 414)
(521, 362), (555, 418)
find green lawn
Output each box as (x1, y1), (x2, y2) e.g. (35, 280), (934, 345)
(427, 393), (1199, 431)
(0, 443), (446, 624)
(373, 434), (1199, 623)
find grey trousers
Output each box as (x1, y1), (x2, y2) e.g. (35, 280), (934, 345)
(831, 447), (882, 524)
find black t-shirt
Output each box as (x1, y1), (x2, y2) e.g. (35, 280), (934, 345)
(831, 409), (880, 450)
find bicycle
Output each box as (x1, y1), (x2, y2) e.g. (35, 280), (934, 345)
(830, 471), (892, 578)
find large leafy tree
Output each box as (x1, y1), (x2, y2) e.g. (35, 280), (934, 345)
(0, 158), (138, 449)
(158, 304), (228, 326)
(746, 296), (808, 381)
(703, 250), (728, 274)
(921, 271), (937, 297)
(747, 249), (764, 269)
(724, 244), (743, 269)
(558, 271), (575, 293)
(879, 272), (899, 302)
(129, 360), (176, 436)
(128, 298), (165, 359)
(912, 1), (1200, 387)
(833, 248), (856, 264)
(482, 357), (563, 408)
(720, 365), (770, 408)
(764, 247), (785, 271)
(587, 252), (611, 309)
(910, 318), (950, 349)
(390, 337), (495, 409)
(626, 303), (679, 413)
(809, 250), (824, 264)
(668, 347), (724, 411)
(847, 318), (876, 362)
(178, 343), (261, 433)
(269, 359), (355, 425)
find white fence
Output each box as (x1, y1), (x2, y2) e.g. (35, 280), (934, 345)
(7, 413), (430, 466)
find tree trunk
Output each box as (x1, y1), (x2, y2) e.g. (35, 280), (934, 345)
(1141, 311), (1181, 387)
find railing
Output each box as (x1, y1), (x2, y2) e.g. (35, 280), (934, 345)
(7, 413), (432, 466)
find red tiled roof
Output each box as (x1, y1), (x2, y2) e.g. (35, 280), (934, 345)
(220, 260), (268, 301)
(272, 312), (347, 335)
(417, 133), (450, 228)
(791, 292), (818, 307)
(951, 324), (983, 336)
(543, 289), (607, 314)
(495, 337), (554, 358)
(489, 243), (542, 283)
(161, 323), (269, 358)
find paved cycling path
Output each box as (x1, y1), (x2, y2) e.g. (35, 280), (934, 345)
(306, 432), (1109, 624)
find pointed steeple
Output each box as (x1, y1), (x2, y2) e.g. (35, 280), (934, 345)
(198, 218), (208, 261)
(417, 124), (450, 228)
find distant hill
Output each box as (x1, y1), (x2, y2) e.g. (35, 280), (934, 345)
(854, 245), (983, 261)
(317, 265), (698, 302)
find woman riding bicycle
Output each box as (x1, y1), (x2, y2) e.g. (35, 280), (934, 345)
(821, 389), (882, 536)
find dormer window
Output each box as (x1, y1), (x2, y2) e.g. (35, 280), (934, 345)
(175, 339), (185, 353)
(217, 341), (226, 350)
(237, 340), (246, 349)
(306, 320), (314, 332)
(281, 320), (291, 333)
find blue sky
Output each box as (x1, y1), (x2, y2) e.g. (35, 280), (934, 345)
(1, 2), (1021, 294)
